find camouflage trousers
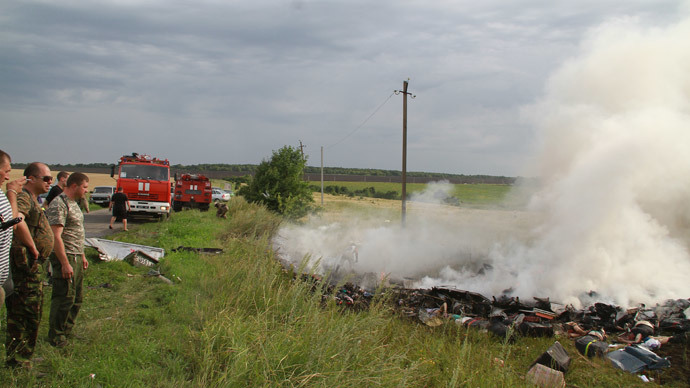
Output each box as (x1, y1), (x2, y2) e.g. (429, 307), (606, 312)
(48, 253), (84, 345)
(5, 251), (44, 366)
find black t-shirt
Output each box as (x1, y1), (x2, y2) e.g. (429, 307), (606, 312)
(45, 185), (63, 205)
(111, 192), (128, 210)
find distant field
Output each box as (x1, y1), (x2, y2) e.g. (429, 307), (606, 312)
(6, 170), (513, 206)
(312, 181), (513, 205)
(8, 170), (117, 188)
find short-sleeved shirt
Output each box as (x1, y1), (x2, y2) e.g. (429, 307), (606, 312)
(0, 190), (13, 285)
(111, 192), (128, 211)
(45, 184), (63, 206)
(14, 190), (54, 258)
(47, 194), (84, 255)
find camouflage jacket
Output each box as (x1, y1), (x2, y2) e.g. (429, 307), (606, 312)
(46, 194), (84, 255)
(10, 190), (54, 269)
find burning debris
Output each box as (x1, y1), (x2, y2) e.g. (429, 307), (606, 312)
(291, 265), (688, 382)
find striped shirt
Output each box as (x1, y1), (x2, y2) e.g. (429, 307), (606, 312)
(0, 189), (13, 286)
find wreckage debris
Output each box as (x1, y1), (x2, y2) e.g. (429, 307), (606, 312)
(607, 344), (671, 373)
(172, 246), (224, 254)
(124, 250), (159, 267)
(526, 363), (566, 388)
(85, 238), (165, 263)
(575, 335), (609, 358)
(531, 341), (571, 373)
(289, 271), (686, 383)
(145, 269), (174, 285)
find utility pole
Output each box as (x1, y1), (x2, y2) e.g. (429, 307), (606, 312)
(395, 80), (415, 225)
(299, 140), (306, 161)
(320, 146), (324, 206)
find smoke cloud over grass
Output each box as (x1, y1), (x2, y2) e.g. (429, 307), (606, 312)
(275, 14), (690, 307)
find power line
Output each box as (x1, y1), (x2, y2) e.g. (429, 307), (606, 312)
(325, 91), (395, 150)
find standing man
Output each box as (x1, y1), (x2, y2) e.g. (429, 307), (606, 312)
(5, 162), (54, 369)
(46, 172), (89, 348)
(45, 171), (69, 206)
(109, 187), (130, 231)
(0, 150), (26, 306)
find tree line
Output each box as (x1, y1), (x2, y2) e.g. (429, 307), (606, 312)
(24, 162), (515, 184)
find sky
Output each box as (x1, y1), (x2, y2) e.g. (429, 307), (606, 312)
(1, 0), (687, 176)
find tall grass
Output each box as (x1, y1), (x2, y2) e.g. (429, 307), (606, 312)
(0, 198), (668, 387)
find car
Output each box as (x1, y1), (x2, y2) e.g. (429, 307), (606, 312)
(90, 186), (116, 206)
(211, 188), (230, 202)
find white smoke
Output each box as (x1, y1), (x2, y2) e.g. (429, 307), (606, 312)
(507, 15), (690, 307)
(275, 15), (690, 307)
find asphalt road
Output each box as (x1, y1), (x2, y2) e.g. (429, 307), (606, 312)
(84, 208), (118, 238)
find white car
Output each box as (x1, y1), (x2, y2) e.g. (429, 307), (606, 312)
(90, 186), (116, 206)
(212, 189), (230, 202)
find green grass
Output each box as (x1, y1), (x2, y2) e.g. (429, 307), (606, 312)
(313, 182), (513, 205)
(0, 197), (678, 387)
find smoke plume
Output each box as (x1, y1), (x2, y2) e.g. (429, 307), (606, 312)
(275, 15), (690, 307)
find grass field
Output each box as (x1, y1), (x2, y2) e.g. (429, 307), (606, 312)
(0, 195), (678, 387)
(6, 169), (512, 207)
(312, 181), (515, 206)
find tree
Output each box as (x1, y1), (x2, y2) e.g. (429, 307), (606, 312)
(239, 146), (314, 219)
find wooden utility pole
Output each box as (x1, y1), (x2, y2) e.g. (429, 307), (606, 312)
(299, 140), (306, 161)
(320, 146), (324, 205)
(395, 80), (414, 225)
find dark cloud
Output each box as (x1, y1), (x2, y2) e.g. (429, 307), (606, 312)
(0, 0), (684, 175)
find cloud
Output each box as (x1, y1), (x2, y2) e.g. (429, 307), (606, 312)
(0, 0), (686, 174)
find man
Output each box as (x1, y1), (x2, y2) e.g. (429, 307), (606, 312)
(45, 171), (68, 206)
(47, 172), (89, 348)
(5, 162), (55, 368)
(0, 150), (26, 305)
(108, 187), (130, 230)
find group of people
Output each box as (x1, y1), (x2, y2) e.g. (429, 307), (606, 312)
(0, 149), (90, 370)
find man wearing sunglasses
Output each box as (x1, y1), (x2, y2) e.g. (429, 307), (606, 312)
(5, 162), (55, 369)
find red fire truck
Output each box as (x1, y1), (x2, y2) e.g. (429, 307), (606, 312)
(173, 174), (212, 211)
(111, 153), (172, 218)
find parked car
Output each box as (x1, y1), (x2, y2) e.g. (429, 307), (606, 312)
(211, 188), (230, 202)
(90, 186), (116, 206)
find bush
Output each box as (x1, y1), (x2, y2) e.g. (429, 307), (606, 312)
(240, 146), (314, 219)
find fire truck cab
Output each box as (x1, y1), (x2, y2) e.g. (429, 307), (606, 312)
(111, 153), (172, 218)
(173, 174), (212, 211)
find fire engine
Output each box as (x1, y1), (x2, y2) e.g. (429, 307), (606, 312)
(173, 174), (212, 211)
(111, 153), (172, 218)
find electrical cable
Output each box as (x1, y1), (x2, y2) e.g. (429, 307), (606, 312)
(325, 91), (395, 150)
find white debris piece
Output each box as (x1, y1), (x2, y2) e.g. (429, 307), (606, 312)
(85, 238), (165, 264)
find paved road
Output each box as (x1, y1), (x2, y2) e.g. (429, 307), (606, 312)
(84, 208), (118, 238)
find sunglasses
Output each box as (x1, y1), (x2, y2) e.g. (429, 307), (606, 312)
(33, 175), (54, 183)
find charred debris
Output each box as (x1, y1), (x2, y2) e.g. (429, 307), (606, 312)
(294, 271), (690, 381)
(299, 272), (690, 341)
